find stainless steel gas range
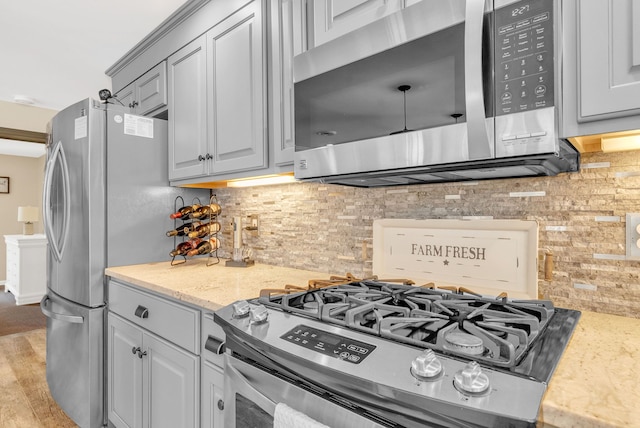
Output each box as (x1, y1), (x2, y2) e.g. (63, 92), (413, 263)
(214, 220), (581, 427)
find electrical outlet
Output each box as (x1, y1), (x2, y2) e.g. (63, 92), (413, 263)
(248, 214), (259, 233)
(626, 213), (640, 260)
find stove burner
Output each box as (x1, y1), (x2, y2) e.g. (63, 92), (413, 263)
(443, 332), (484, 355)
(258, 276), (556, 369)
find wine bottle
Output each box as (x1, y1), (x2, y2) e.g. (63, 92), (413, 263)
(165, 221), (203, 237)
(191, 203), (222, 218)
(187, 221), (221, 238)
(186, 237), (220, 257)
(169, 204), (202, 220)
(169, 238), (202, 257)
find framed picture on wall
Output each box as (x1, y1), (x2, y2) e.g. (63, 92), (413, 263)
(0, 176), (9, 193)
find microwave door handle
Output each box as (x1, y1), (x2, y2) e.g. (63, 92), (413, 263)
(464, 0), (492, 160)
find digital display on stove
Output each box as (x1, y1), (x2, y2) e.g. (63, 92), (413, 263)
(280, 325), (376, 364)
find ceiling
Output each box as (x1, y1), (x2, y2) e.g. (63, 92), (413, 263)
(0, 0), (188, 112)
(0, 0), (188, 157)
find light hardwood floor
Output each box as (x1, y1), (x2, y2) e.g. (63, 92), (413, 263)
(0, 328), (77, 427)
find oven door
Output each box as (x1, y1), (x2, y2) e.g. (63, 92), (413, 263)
(223, 354), (389, 428)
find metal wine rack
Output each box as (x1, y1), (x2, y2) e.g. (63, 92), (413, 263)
(169, 195), (221, 266)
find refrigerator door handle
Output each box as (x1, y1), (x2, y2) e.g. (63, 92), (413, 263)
(43, 141), (71, 262)
(40, 296), (84, 324)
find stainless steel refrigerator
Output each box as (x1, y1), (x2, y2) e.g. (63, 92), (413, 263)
(40, 98), (205, 427)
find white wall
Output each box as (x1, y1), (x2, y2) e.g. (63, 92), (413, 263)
(0, 101), (57, 132)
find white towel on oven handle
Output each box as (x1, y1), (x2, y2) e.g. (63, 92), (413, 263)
(273, 402), (331, 428)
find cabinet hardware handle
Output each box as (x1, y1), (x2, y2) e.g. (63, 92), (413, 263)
(217, 400), (224, 410)
(132, 346), (140, 355)
(205, 153), (213, 160)
(198, 155), (206, 161)
(137, 349), (147, 359)
(134, 305), (149, 319)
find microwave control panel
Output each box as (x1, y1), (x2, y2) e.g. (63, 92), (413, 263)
(495, 0), (554, 116)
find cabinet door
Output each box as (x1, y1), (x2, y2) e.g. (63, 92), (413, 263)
(206, 0), (267, 174)
(578, 0), (640, 121)
(145, 333), (200, 428)
(201, 361), (224, 428)
(108, 314), (144, 428)
(168, 35), (209, 180)
(309, 0), (402, 48)
(116, 83), (136, 110)
(136, 61), (168, 116)
(270, 0), (300, 166)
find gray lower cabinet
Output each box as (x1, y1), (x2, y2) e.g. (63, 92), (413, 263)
(107, 279), (200, 428)
(108, 314), (143, 428)
(201, 312), (225, 427)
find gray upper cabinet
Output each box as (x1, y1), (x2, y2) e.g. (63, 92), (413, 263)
(562, 0), (640, 137)
(115, 84), (135, 113)
(168, 0), (270, 183)
(269, 0), (305, 166)
(206, 0), (267, 174)
(168, 36), (208, 181)
(108, 0), (307, 186)
(307, 0), (403, 49)
(116, 62), (168, 117)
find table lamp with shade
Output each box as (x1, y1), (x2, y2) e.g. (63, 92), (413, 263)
(18, 206), (39, 235)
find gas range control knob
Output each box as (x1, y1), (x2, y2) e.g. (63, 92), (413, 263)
(453, 361), (490, 395)
(411, 349), (443, 381)
(250, 304), (269, 324)
(232, 300), (251, 318)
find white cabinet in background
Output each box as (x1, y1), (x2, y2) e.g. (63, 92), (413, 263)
(116, 62), (168, 117)
(3, 234), (47, 305)
(107, 279), (200, 428)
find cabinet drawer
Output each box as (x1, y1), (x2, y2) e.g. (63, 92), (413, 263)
(109, 280), (200, 354)
(201, 312), (225, 368)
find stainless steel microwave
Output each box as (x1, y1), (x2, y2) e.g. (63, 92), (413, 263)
(293, 0), (579, 187)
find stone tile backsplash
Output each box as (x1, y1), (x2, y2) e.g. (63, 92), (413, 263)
(212, 151), (640, 318)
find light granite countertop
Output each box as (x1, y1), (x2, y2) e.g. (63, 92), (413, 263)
(105, 257), (329, 311)
(105, 259), (639, 428)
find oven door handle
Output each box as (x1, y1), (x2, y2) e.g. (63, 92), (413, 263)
(225, 355), (276, 415)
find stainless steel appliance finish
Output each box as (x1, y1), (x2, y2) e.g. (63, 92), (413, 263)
(223, 354), (386, 428)
(215, 279), (580, 428)
(42, 98), (203, 427)
(293, 0), (579, 187)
